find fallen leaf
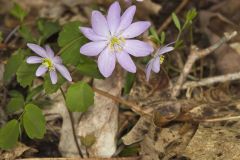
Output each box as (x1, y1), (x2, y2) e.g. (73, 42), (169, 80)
(78, 70), (123, 157)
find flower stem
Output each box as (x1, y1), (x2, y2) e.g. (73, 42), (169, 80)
(60, 87), (83, 158)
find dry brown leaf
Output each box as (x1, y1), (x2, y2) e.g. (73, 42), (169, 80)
(199, 0), (240, 74)
(0, 143), (37, 160)
(135, 0), (162, 19)
(140, 123), (195, 160)
(122, 116), (151, 145)
(43, 92), (82, 157)
(77, 71), (123, 158)
(183, 124), (240, 160)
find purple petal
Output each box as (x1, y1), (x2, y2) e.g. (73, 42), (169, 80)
(121, 21), (151, 39)
(98, 47), (116, 77)
(26, 56), (42, 64)
(36, 65), (48, 76)
(27, 43), (47, 58)
(52, 56), (62, 64)
(91, 11), (110, 37)
(124, 40), (153, 57)
(45, 45), (55, 58)
(145, 59), (154, 81)
(116, 51), (136, 73)
(157, 46), (174, 56)
(107, 1), (121, 35)
(152, 57), (160, 73)
(55, 64), (72, 82)
(80, 41), (108, 56)
(50, 70), (58, 84)
(116, 5), (136, 34)
(80, 27), (107, 41)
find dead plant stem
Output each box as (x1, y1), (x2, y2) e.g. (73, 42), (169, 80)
(60, 87), (83, 158)
(157, 0), (190, 33)
(171, 31), (238, 98)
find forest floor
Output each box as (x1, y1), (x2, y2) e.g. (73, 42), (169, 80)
(1, 0), (240, 160)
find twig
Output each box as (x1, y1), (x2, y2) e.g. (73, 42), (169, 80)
(4, 25), (20, 44)
(92, 87), (151, 117)
(60, 87), (84, 158)
(19, 157), (140, 160)
(182, 71), (240, 89)
(157, 0), (190, 34)
(171, 31), (238, 98)
(199, 115), (240, 122)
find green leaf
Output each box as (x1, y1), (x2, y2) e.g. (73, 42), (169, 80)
(80, 134), (96, 148)
(18, 25), (36, 43)
(0, 119), (20, 150)
(160, 31), (166, 45)
(16, 62), (38, 88)
(149, 27), (160, 44)
(172, 13), (181, 31)
(186, 8), (197, 23)
(66, 82), (94, 112)
(124, 72), (136, 95)
(58, 21), (82, 46)
(43, 74), (66, 94)
(10, 3), (27, 22)
(174, 40), (183, 49)
(119, 145), (139, 157)
(6, 96), (25, 114)
(77, 55), (104, 79)
(23, 104), (46, 139)
(37, 19), (60, 43)
(9, 90), (24, 98)
(26, 85), (44, 103)
(58, 21), (87, 65)
(4, 50), (25, 83)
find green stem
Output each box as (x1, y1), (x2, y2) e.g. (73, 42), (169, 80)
(60, 87), (84, 158)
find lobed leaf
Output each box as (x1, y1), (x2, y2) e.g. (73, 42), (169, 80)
(58, 21), (87, 65)
(16, 62), (38, 88)
(0, 120), (20, 150)
(23, 104), (46, 139)
(4, 50), (25, 83)
(77, 55), (104, 79)
(37, 19), (60, 43)
(6, 96), (25, 114)
(66, 82), (94, 112)
(43, 74), (66, 94)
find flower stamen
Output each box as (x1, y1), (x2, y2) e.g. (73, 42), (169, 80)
(160, 55), (165, 64)
(109, 36), (125, 52)
(42, 58), (55, 71)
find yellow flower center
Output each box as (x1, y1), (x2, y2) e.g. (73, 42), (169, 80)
(42, 58), (55, 71)
(160, 55), (165, 64)
(109, 36), (125, 52)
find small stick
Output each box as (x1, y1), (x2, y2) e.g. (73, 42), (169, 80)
(157, 0), (190, 34)
(92, 87), (151, 117)
(4, 25), (20, 44)
(200, 116), (240, 122)
(171, 31), (238, 98)
(182, 71), (240, 89)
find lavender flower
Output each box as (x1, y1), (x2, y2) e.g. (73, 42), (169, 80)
(26, 43), (72, 84)
(80, 1), (153, 77)
(145, 44), (174, 81)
